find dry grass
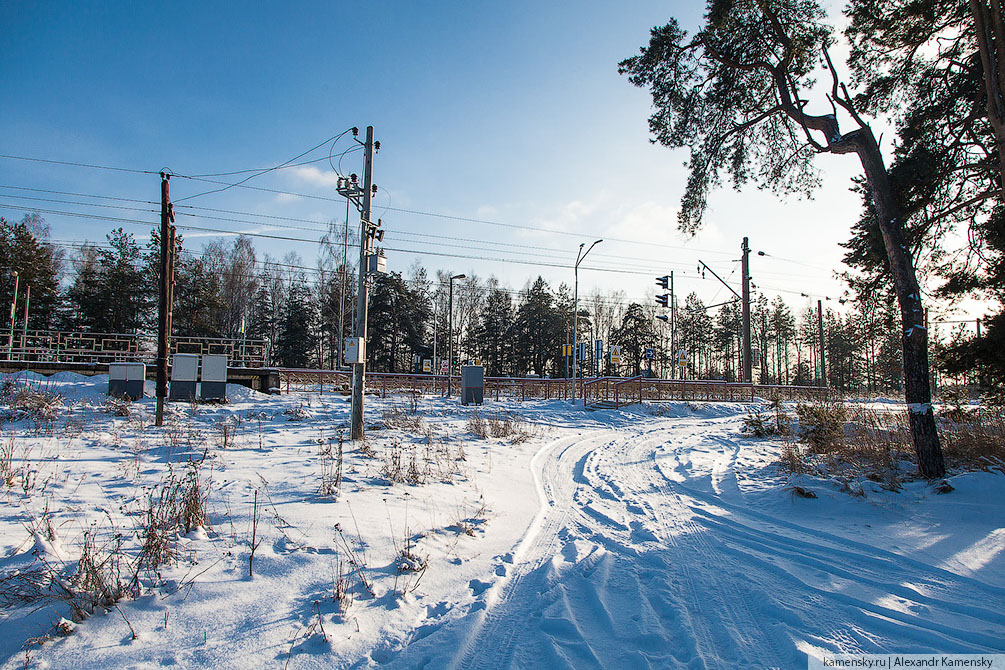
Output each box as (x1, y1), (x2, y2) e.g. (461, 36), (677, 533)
(1, 517), (138, 627)
(0, 379), (63, 427)
(939, 411), (1005, 471)
(777, 399), (1005, 485)
(102, 396), (132, 417)
(467, 410), (534, 444)
(317, 431), (343, 496)
(139, 461), (211, 570)
(382, 403), (425, 433)
(62, 530), (136, 621)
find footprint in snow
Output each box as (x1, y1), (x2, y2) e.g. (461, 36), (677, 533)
(468, 578), (491, 596)
(629, 520), (658, 544)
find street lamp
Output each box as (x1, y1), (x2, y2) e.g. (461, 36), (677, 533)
(447, 273), (466, 397)
(572, 240), (602, 405)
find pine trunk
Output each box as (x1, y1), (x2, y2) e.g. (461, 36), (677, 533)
(852, 129), (946, 479)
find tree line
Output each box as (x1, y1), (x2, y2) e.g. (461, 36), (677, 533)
(0, 213), (981, 394)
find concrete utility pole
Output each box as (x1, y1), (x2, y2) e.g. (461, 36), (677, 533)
(572, 239), (602, 404)
(697, 254), (747, 381)
(741, 237), (752, 384)
(670, 270), (675, 380)
(447, 273), (466, 397)
(8, 271), (18, 359)
(817, 299), (827, 387)
(349, 126), (376, 440)
(20, 286), (29, 349)
(155, 173), (176, 427)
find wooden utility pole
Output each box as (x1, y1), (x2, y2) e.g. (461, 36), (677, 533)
(155, 173), (175, 427)
(741, 237), (752, 384)
(350, 127), (376, 441)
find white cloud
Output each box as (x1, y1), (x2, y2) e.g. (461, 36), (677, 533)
(287, 165), (341, 188)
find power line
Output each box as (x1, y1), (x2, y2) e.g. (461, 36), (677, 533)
(173, 128), (356, 203)
(1, 186), (833, 282)
(0, 189), (729, 273)
(2, 202), (841, 303)
(0, 153), (160, 176)
(0, 201), (679, 278)
(0, 184), (156, 205)
(0, 153), (735, 255)
(0, 153), (842, 294)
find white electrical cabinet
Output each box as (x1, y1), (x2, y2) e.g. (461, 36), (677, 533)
(344, 337), (365, 365)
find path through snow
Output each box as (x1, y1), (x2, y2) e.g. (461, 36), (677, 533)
(1, 376), (1002, 669)
(386, 411), (1005, 669)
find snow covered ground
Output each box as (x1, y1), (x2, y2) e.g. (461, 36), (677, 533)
(0, 371), (1002, 669)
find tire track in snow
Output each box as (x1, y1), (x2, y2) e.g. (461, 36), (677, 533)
(601, 416), (804, 669)
(414, 407), (1003, 669)
(645, 415), (1005, 655)
(448, 430), (620, 670)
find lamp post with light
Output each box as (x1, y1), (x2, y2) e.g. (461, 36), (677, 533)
(447, 273), (466, 397)
(572, 240), (602, 404)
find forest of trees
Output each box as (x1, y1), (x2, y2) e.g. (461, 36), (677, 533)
(0, 213), (985, 395)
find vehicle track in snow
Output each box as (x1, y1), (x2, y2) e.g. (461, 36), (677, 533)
(395, 409), (1004, 669)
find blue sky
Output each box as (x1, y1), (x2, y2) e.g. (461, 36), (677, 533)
(3, 1), (971, 326)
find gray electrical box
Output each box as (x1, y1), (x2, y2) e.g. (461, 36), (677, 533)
(169, 353), (200, 401)
(460, 364), (484, 405)
(200, 354), (228, 401)
(108, 362), (145, 401)
(366, 253), (387, 274)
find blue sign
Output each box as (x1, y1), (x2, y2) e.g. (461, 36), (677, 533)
(645, 347), (655, 360)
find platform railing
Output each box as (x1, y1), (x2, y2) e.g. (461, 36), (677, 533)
(275, 369), (823, 405)
(0, 330), (267, 367)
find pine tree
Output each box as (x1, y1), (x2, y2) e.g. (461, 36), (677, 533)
(64, 229), (146, 333)
(613, 303), (655, 377)
(514, 277), (562, 377)
(620, 0), (944, 476)
(476, 283), (515, 377)
(0, 215), (63, 331)
(276, 280), (316, 368)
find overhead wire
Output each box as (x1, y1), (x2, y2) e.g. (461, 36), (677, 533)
(0, 186), (830, 281)
(0, 152), (842, 297)
(0, 200), (839, 301)
(45, 237), (649, 310)
(173, 128), (356, 203)
(0, 153), (737, 255)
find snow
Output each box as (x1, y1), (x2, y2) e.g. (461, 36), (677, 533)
(1, 374), (1003, 668)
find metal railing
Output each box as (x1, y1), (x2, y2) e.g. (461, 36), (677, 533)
(0, 330), (267, 367)
(275, 369), (824, 406)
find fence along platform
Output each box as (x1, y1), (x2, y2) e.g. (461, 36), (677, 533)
(276, 369), (828, 405)
(1, 330), (267, 367)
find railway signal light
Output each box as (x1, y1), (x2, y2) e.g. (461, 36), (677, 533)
(655, 275), (669, 289)
(656, 294), (669, 307)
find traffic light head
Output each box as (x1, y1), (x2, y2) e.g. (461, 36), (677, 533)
(655, 294), (669, 307)
(655, 275), (669, 289)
